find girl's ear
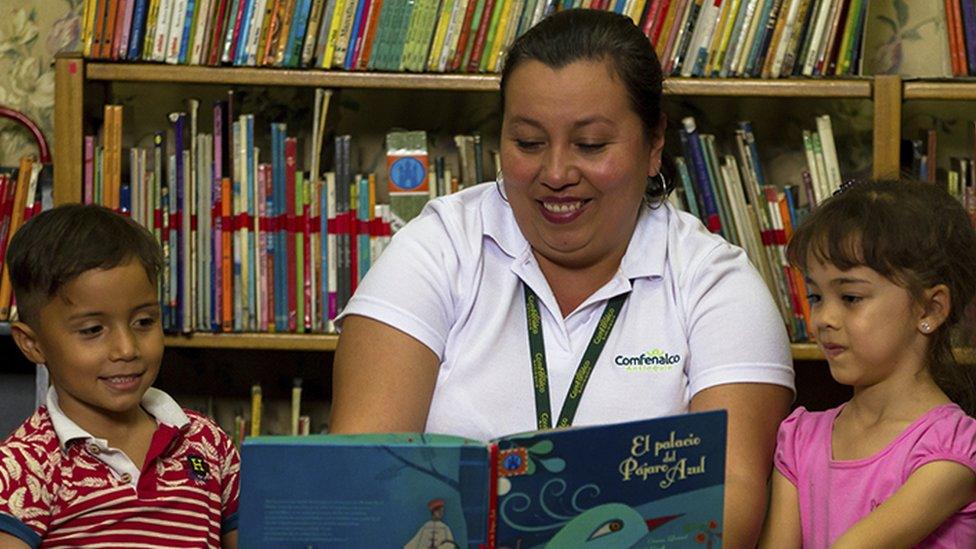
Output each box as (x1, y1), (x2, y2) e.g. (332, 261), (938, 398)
(11, 322), (47, 365)
(918, 284), (951, 334)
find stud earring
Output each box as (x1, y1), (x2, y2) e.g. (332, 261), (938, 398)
(920, 322), (931, 333)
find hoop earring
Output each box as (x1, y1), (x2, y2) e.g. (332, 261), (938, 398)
(645, 172), (668, 209)
(495, 171), (509, 203)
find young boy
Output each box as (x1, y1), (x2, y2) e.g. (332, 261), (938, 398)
(0, 204), (239, 548)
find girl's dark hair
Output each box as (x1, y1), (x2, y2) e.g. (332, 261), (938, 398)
(500, 9), (672, 204)
(787, 179), (976, 415)
(6, 203), (164, 327)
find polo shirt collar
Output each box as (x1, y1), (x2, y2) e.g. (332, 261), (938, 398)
(480, 186), (670, 282)
(46, 386), (190, 451)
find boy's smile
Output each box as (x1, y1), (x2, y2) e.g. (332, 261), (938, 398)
(16, 259), (163, 429)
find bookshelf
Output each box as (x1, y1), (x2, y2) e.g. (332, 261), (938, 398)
(48, 54), (919, 363)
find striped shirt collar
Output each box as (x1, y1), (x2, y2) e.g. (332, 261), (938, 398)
(46, 386), (190, 451)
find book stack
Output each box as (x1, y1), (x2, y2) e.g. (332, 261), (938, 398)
(78, 0), (869, 76)
(800, 114), (843, 205)
(0, 157), (46, 323)
(672, 116), (831, 342)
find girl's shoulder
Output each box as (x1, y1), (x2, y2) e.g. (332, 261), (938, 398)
(777, 405), (844, 451)
(907, 404), (976, 469)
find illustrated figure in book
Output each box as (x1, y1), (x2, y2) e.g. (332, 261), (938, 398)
(404, 498), (457, 549)
(0, 204), (240, 549)
(332, 9), (794, 547)
(760, 179), (976, 548)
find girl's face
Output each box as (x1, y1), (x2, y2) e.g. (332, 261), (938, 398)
(500, 59), (665, 270)
(805, 260), (929, 389)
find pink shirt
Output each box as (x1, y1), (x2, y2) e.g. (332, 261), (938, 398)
(775, 403), (976, 548)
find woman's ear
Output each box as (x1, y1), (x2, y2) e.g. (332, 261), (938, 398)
(648, 113), (668, 176)
(917, 284), (951, 334)
(11, 321), (46, 365)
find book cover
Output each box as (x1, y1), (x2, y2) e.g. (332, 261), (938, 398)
(239, 410), (727, 548)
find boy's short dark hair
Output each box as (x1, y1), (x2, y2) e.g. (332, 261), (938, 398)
(6, 204), (163, 327)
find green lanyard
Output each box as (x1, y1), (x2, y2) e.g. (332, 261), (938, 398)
(524, 284), (629, 430)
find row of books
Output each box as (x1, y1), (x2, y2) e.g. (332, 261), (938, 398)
(79, 0), (868, 78)
(945, 0), (976, 77)
(909, 122), (976, 224)
(80, 0), (561, 72)
(651, 0), (867, 78)
(87, 91), (400, 334)
(0, 158), (47, 323)
(670, 116), (844, 342)
(86, 92), (494, 334)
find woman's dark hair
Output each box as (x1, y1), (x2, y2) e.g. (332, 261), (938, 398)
(500, 9), (672, 203)
(7, 203), (163, 327)
(787, 179), (976, 415)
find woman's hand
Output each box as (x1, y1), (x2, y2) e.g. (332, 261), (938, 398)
(330, 315), (441, 433)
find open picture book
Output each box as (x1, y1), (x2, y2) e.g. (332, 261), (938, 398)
(239, 410), (727, 548)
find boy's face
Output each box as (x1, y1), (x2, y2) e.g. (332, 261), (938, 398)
(12, 259), (163, 423)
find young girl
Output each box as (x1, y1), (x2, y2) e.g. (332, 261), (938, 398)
(760, 179), (976, 548)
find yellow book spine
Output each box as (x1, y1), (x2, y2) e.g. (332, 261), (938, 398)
(82, 0), (97, 57)
(322, 0), (348, 67)
(250, 384), (262, 437)
(710, 0), (741, 75)
(655, 0), (681, 58)
(704, 0), (734, 74)
(427, 0), (455, 70)
(487, 0), (512, 70)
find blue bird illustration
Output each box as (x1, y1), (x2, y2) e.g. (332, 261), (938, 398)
(542, 504), (682, 548)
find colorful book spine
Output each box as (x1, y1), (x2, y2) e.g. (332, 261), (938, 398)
(678, 117), (721, 233)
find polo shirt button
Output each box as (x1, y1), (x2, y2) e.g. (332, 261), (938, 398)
(120, 473), (132, 483)
(87, 444), (100, 455)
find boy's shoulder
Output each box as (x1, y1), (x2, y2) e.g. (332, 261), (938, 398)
(179, 408), (237, 454)
(1, 407), (64, 469)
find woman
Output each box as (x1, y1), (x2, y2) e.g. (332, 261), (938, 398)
(332, 9), (794, 547)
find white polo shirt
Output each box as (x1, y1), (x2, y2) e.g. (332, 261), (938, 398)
(338, 183), (794, 441)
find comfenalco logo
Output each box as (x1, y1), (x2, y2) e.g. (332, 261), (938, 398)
(614, 348), (681, 372)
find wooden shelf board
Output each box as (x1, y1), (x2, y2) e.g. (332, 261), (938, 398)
(664, 78), (872, 98)
(86, 64), (501, 91)
(164, 333), (339, 351)
(84, 64), (871, 97)
(904, 81), (976, 100)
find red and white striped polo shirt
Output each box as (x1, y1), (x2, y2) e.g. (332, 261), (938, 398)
(0, 387), (240, 548)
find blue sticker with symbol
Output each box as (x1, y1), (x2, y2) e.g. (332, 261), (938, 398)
(389, 157), (426, 191)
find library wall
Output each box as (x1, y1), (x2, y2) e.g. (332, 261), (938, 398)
(0, 1), (81, 166)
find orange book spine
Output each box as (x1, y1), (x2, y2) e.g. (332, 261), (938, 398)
(90, 0), (109, 58)
(356, 0), (384, 70)
(112, 105), (124, 210)
(948, 0), (964, 76)
(101, 0), (121, 58)
(102, 105), (113, 208)
(0, 157), (35, 320)
(221, 176), (233, 331)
